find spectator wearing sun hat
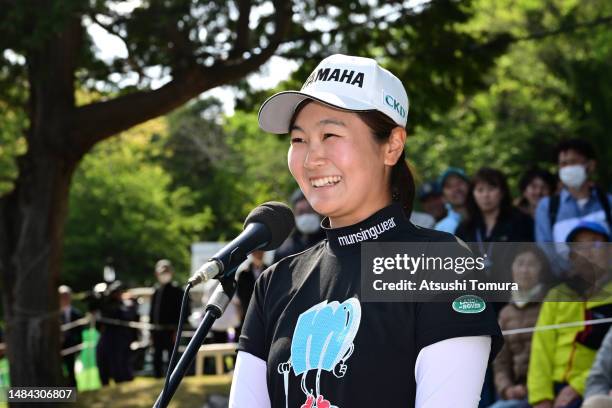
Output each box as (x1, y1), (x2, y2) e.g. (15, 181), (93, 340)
(418, 180), (446, 222)
(434, 167), (470, 234)
(528, 221), (612, 408)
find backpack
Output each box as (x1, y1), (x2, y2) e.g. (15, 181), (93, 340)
(548, 187), (612, 232)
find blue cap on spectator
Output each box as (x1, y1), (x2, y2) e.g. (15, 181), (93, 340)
(438, 167), (469, 188)
(418, 181), (441, 201)
(566, 221), (610, 242)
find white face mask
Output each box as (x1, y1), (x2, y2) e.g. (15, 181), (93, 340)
(158, 273), (172, 285)
(295, 214), (321, 234)
(559, 164), (587, 189)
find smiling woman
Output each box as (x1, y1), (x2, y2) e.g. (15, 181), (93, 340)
(286, 102), (407, 226)
(229, 54), (503, 408)
(286, 102), (415, 230)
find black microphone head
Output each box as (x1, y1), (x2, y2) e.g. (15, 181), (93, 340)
(244, 201), (295, 250)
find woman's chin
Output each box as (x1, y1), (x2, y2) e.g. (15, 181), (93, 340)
(308, 197), (345, 219)
(309, 202), (337, 218)
(306, 187), (345, 214)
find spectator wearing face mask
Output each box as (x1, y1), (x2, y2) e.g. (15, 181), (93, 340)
(149, 259), (190, 378)
(272, 189), (326, 263)
(534, 139), (612, 278)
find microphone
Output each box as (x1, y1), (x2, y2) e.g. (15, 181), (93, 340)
(188, 201), (294, 286)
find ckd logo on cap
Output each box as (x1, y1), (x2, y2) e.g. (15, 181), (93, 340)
(383, 91), (407, 119)
(302, 67), (365, 89)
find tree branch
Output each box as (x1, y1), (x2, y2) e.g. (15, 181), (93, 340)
(89, 13), (146, 82)
(206, 0), (291, 85)
(163, 18), (198, 75)
(73, 70), (210, 155)
(229, 0), (252, 59)
(72, 0), (293, 155)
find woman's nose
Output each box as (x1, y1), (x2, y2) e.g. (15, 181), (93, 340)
(304, 142), (326, 169)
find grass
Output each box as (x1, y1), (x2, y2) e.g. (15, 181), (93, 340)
(74, 375), (232, 407)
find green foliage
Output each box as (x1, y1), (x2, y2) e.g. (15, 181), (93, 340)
(3, 0), (612, 289)
(0, 104), (27, 196)
(237, 0), (510, 129)
(220, 109), (296, 216)
(62, 97), (293, 288)
(63, 120), (213, 289)
(156, 98), (295, 241)
(407, 0), (612, 191)
(0, 0), (522, 204)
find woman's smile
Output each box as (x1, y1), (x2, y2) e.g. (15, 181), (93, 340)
(310, 175), (343, 188)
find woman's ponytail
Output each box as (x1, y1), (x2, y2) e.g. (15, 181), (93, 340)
(391, 150), (415, 216)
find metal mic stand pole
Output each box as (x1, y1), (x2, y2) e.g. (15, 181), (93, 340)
(153, 277), (236, 408)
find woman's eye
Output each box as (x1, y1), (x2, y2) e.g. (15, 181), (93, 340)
(290, 137), (304, 144)
(323, 133), (338, 139)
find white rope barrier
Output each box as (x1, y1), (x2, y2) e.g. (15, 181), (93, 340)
(501, 316), (612, 336)
(3, 313), (612, 357)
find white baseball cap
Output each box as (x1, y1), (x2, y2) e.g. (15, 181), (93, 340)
(258, 54), (409, 134)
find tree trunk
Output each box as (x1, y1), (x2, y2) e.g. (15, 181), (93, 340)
(0, 1), (290, 398)
(0, 154), (75, 390)
(0, 7), (80, 398)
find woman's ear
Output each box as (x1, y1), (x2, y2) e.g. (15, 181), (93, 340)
(384, 127), (407, 166)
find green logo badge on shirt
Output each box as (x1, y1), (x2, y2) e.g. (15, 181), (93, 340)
(452, 295), (486, 314)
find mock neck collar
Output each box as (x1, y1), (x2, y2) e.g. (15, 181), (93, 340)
(322, 203), (408, 253)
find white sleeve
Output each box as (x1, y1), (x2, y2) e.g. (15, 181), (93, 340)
(415, 336), (491, 408)
(229, 351), (271, 408)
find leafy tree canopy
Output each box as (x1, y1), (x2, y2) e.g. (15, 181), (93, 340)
(63, 118), (213, 289)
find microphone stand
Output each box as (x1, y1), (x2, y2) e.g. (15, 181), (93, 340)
(153, 276), (236, 408)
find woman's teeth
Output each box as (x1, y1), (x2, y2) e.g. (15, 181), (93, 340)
(311, 176), (342, 188)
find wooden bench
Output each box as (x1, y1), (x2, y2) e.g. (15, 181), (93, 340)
(195, 343), (238, 376)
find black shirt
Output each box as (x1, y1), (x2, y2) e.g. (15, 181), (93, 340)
(61, 306), (84, 349)
(150, 282), (189, 326)
(239, 203), (503, 408)
(236, 263), (268, 322)
(455, 207), (534, 244)
(272, 228), (326, 263)
(456, 207), (534, 298)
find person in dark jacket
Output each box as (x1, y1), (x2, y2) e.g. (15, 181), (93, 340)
(96, 280), (139, 385)
(456, 167), (535, 284)
(272, 189), (326, 263)
(456, 167), (534, 407)
(236, 250), (269, 337)
(149, 259), (190, 378)
(457, 167), (534, 240)
(59, 285), (84, 387)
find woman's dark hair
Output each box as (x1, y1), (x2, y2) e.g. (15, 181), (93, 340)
(289, 101), (414, 217)
(464, 167), (513, 230)
(518, 167), (557, 194)
(516, 167), (557, 209)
